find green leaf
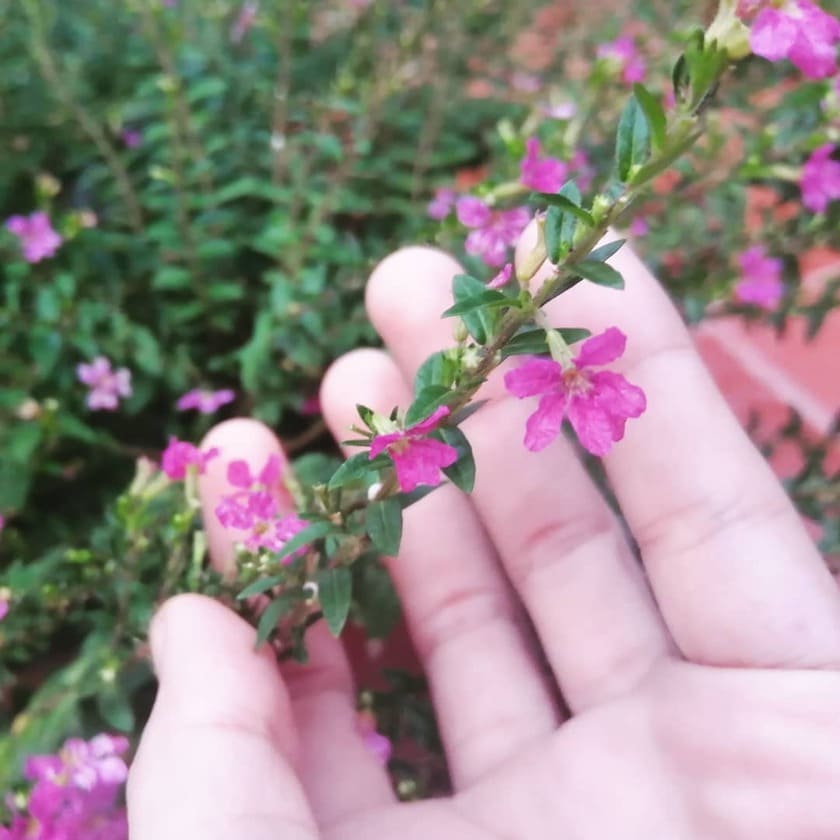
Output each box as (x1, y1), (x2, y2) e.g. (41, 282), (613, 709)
(237, 574), (286, 600)
(573, 260), (625, 289)
(438, 426), (475, 493)
(317, 567), (353, 636)
(366, 498), (403, 556)
(534, 190), (594, 226)
(441, 289), (509, 318)
(356, 404), (376, 429)
(328, 452), (375, 490)
(632, 84), (667, 151)
(587, 239), (626, 263)
(256, 591), (301, 645)
(452, 274), (499, 344)
(96, 689), (134, 732)
(500, 328), (592, 358)
(544, 205), (578, 263)
(274, 520), (334, 563)
(414, 350), (457, 393)
(405, 385), (453, 426)
(615, 95), (652, 182)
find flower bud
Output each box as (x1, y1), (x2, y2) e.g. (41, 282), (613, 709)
(706, 0), (751, 60)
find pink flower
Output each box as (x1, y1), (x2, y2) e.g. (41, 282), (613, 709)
(176, 388), (236, 414)
(427, 188), (456, 220)
(504, 327), (646, 456)
(629, 217), (649, 237)
(300, 393), (322, 415)
(488, 262), (513, 289)
(0, 600), (8, 622)
(10, 734), (130, 840)
(357, 711), (392, 766)
(734, 245), (784, 310)
(231, 0), (258, 43)
(160, 437), (219, 480)
(456, 196), (530, 267)
(520, 138), (568, 193)
(597, 36), (646, 84)
(215, 456), (310, 560)
(120, 128), (142, 148)
(800, 144), (840, 213)
(749, 0), (840, 78)
(541, 101), (577, 120)
(5, 212), (62, 263)
(76, 357), (133, 411)
(369, 406), (458, 493)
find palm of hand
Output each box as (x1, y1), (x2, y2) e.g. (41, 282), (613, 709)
(129, 246), (840, 839)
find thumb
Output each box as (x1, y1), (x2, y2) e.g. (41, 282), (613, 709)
(127, 594), (318, 840)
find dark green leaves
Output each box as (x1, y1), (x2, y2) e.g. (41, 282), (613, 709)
(405, 385), (453, 426)
(414, 350), (458, 393)
(328, 452), (376, 489)
(366, 498), (403, 556)
(587, 238), (626, 263)
(572, 260), (625, 289)
(317, 567), (353, 636)
(442, 288), (508, 318)
(256, 590), (302, 645)
(500, 328), (591, 359)
(438, 426), (475, 493)
(274, 520), (334, 563)
(237, 573), (286, 600)
(615, 94), (652, 182)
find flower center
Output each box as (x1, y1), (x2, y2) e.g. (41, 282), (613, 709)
(562, 367), (592, 396)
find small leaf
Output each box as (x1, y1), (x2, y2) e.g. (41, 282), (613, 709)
(587, 238), (626, 263)
(615, 95), (651, 182)
(405, 385), (453, 426)
(544, 205), (575, 263)
(573, 260), (625, 289)
(366, 498), (403, 556)
(441, 289), (510, 318)
(632, 84), (667, 151)
(534, 190), (593, 225)
(317, 566), (353, 636)
(256, 591), (301, 645)
(438, 427), (475, 493)
(274, 520), (334, 563)
(356, 404), (376, 430)
(237, 574), (286, 600)
(353, 559), (401, 639)
(500, 328), (592, 358)
(328, 452), (375, 490)
(414, 350), (457, 393)
(452, 274), (500, 344)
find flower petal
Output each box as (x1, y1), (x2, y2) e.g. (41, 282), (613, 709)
(523, 392), (566, 452)
(573, 327), (627, 368)
(504, 356), (561, 398)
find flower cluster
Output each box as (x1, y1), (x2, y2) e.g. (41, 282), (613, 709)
(0, 734), (129, 840)
(519, 137), (568, 193)
(5, 212), (62, 263)
(505, 328), (646, 456)
(801, 143), (840, 213)
(77, 357), (133, 411)
(215, 456), (310, 556)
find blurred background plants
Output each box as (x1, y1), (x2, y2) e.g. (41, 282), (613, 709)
(1, 0), (838, 808)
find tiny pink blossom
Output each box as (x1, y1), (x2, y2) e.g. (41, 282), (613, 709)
(244, 513), (309, 557)
(427, 187), (456, 220)
(504, 327), (646, 456)
(300, 394), (322, 415)
(597, 36), (646, 84)
(369, 406), (458, 493)
(520, 138), (568, 193)
(456, 197), (530, 267)
(76, 357), (133, 411)
(176, 388), (236, 414)
(749, 0), (840, 78)
(629, 217), (649, 237)
(5, 212), (62, 263)
(231, 0), (259, 43)
(488, 262), (513, 290)
(357, 711), (392, 765)
(541, 101), (577, 120)
(735, 245), (785, 310)
(0, 600), (7, 622)
(160, 437), (219, 480)
(120, 128), (142, 148)
(800, 144), (840, 213)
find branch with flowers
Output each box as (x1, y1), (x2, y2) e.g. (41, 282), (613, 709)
(161, 0), (828, 658)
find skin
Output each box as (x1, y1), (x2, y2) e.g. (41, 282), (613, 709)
(127, 243), (840, 839)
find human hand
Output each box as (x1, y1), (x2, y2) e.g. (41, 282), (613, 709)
(128, 242), (840, 839)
